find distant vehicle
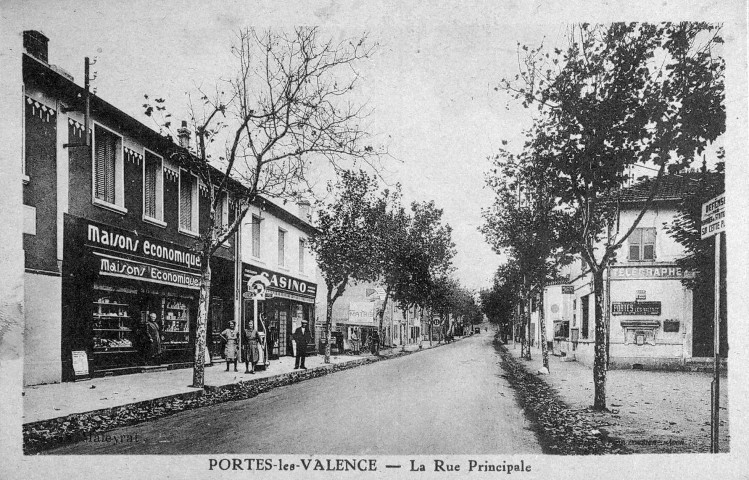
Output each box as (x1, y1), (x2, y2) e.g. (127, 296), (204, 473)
(474, 327), (481, 334)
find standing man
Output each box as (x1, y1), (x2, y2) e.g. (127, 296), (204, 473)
(292, 319), (312, 370)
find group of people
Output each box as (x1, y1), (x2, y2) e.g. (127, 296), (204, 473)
(220, 318), (313, 372)
(219, 321), (263, 374)
(348, 328), (380, 355)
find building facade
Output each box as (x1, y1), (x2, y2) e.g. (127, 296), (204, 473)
(20, 31), (321, 385)
(237, 199), (320, 359)
(531, 175), (721, 369)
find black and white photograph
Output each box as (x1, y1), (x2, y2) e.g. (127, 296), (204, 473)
(1, 1), (747, 479)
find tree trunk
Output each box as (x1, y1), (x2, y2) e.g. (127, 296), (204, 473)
(428, 308), (433, 346)
(525, 288), (532, 360)
(592, 268), (607, 410)
(192, 258), (211, 388)
(325, 292), (334, 364)
(539, 284), (549, 371)
(605, 263), (611, 370)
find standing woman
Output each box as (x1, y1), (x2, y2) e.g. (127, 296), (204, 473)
(243, 326), (261, 374)
(146, 313), (164, 365)
(220, 320), (239, 372)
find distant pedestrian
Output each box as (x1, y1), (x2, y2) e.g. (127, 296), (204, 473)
(220, 321), (239, 372)
(146, 312), (163, 365)
(243, 327), (261, 374)
(370, 330), (380, 355)
(350, 328), (360, 355)
(292, 319), (312, 369)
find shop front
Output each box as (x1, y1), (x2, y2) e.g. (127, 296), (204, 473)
(241, 264), (317, 358)
(61, 216), (224, 380)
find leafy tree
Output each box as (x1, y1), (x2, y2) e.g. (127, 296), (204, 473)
(143, 28), (380, 387)
(666, 161), (726, 356)
(498, 23), (724, 409)
(308, 170), (390, 362)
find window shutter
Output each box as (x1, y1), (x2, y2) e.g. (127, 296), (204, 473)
(144, 154), (157, 218)
(95, 127), (116, 204)
(252, 216), (261, 257)
(180, 174), (192, 230)
(104, 132), (115, 204)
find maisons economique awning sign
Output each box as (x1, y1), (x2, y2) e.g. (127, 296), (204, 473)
(68, 217), (203, 290)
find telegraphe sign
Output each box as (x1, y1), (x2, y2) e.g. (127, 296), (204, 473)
(612, 301), (661, 316)
(610, 265), (695, 280)
(701, 193), (725, 239)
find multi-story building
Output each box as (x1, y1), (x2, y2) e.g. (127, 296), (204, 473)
(20, 30), (321, 385)
(237, 199), (320, 359)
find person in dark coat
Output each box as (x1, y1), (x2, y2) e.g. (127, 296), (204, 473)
(146, 312), (163, 364)
(292, 319), (312, 369)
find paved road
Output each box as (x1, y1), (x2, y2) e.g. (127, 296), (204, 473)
(46, 333), (541, 454)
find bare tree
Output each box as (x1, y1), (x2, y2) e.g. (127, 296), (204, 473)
(145, 27), (381, 387)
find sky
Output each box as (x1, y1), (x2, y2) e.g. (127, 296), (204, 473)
(8, 0), (744, 291)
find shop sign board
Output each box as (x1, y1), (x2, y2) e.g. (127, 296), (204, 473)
(561, 285), (574, 294)
(72, 350), (89, 376)
(95, 252), (201, 289)
(242, 264), (317, 300)
(612, 301), (661, 316)
(610, 265), (695, 280)
(348, 302), (375, 325)
(701, 193), (725, 239)
(85, 221), (201, 270)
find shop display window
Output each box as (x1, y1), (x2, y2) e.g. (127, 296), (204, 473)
(162, 296), (190, 350)
(92, 288), (136, 353)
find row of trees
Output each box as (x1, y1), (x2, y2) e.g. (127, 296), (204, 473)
(481, 23), (725, 410)
(308, 170), (470, 362)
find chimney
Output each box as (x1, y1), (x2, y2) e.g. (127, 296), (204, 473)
(177, 120), (190, 149)
(297, 199), (311, 221)
(23, 30), (49, 64)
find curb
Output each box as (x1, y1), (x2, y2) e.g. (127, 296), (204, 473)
(23, 338), (461, 454)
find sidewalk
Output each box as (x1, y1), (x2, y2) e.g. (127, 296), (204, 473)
(23, 343), (433, 425)
(503, 343), (730, 453)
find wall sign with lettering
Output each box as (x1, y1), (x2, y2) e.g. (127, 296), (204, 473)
(612, 301), (661, 316)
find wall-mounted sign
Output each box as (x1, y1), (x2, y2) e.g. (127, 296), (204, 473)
(95, 252), (201, 289)
(611, 265), (695, 280)
(561, 286), (574, 294)
(701, 193), (725, 239)
(86, 222), (201, 270)
(612, 301), (661, 316)
(72, 350), (89, 376)
(242, 264), (316, 300)
(347, 302), (375, 325)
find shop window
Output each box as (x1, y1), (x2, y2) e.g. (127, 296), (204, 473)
(92, 123), (126, 213)
(581, 294), (589, 339)
(299, 238), (306, 273)
(628, 227), (656, 261)
(251, 215), (261, 258)
(278, 228), (287, 268)
(143, 149), (164, 225)
(179, 170), (199, 235)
